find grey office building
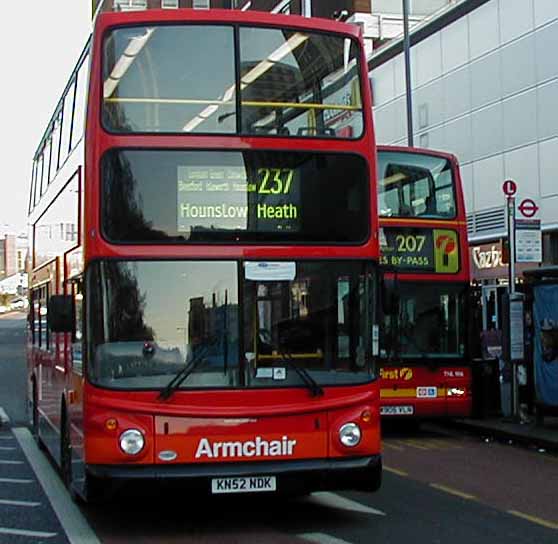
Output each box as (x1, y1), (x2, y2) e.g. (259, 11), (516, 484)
(370, 0), (558, 326)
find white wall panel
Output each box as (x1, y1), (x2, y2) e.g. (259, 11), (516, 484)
(373, 105), (396, 144)
(460, 163), (474, 214)
(414, 79), (445, 130)
(469, 0), (500, 60)
(373, 97), (407, 144)
(421, 125), (446, 151)
(441, 17), (469, 73)
(541, 196), (558, 225)
(371, 62), (395, 107)
(471, 103), (503, 160)
(537, 80), (558, 141)
(499, 0), (534, 44)
(535, 21), (558, 83)
(539, 137), (558, 198)
(502, 90), (537, 150)
(393, 54), (406, 97)
(472, 154), (505, 210)
(414, 33), (442, 87)
(444, 115), (473, 165)
(534, 0), (558, 27)
(392, 97), (408, 143)
(443, 66), (471, 120)
(503, 144), (539, 202)
(501, 35), (536, 98)
(470, 51), (502, 109)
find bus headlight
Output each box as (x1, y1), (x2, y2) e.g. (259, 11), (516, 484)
(119, 429), (145, 455)
(447, 387), (465, 397)
(339, 423), (361, 447)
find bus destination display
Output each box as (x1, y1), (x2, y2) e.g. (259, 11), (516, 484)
(178, 166), (300, 233)
(380, 227), (459, 273)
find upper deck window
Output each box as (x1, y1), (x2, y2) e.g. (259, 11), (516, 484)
(102, 24), (363, 138)
(377, 151), (457, 219)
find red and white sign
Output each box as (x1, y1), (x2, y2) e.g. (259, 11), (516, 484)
(518, 198), (539, 218)
(502, 179), (517, 197)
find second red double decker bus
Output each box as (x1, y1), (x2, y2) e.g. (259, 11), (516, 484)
(28, 5), (382, 501)
(377, 146), (473, 420)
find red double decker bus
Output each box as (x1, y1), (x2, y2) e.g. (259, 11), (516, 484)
(377, 146), (472, 419)
(27, 5), (382, 501)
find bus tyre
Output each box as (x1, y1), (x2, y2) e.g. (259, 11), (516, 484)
(367, 462), (382, 492)
(60, 407), (73, 493)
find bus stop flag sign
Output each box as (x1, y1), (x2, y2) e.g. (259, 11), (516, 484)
(516, 198), (541, 263)
(502, 179), (517, 197)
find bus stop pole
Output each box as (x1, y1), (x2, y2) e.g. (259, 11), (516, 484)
(507, 197), (518, 418)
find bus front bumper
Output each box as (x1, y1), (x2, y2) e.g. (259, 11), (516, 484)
(87, 455), (382, 495)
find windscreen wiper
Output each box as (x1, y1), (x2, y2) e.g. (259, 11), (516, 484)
(280, 348), (324, 398)
(158, 347), (209, 401)
(259, 330), (324, 398)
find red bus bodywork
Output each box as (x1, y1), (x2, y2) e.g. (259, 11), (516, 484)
(28, 8), (382, 500)
(378, 145), (473, 419)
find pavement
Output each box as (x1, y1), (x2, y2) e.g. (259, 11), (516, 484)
(448, 414), (558, 453)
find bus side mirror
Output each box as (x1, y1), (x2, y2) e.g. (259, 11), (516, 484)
(381, 276), (399, 316)
(47, 295), (75, 333)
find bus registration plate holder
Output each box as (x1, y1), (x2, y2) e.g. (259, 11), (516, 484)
(380, 405), (414, 415)
(211, 476), (277, 494)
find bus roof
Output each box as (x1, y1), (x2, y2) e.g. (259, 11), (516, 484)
(377, 145), (459, 165)
(95, 8), (363, 39)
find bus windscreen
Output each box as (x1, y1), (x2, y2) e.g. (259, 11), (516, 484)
(377, 151), (456, 219)
(382, 283), (466, 360)
(101, 149), (369, 244)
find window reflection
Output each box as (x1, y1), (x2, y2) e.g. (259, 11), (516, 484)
(88, 261), (239, 388)
(102, 25), (363, 138)
(102, 149), (369, 244)
(377, 151), (456, 219)
(382, 283), (466, 359)
(87, 260), (377, 390)
(243, 261), (376, 388)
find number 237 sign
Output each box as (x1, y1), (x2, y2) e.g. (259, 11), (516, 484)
(380, 227), (460, 274)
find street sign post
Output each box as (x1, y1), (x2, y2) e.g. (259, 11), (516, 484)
(507, 196), (516, 294)
(500, 183), (541, 421)
(502, 180), (519, 420)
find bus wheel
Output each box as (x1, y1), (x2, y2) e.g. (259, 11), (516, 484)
(60, 406), (73, 492)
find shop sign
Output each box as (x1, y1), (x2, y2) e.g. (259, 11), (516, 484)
(470, 242), (506, 280)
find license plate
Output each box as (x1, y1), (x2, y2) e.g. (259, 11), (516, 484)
(380, 405), (414, 415)
(416, 386), (437, 398)
(211, 476), (276, 494)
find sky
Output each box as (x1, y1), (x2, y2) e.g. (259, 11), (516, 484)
(0, 2), (91, 234)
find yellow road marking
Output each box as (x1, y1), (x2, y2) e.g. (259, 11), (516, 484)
(401, 439), (432, 450)
(429, 483), (477, 501)
(507, 510), (558, 530)
(382, 441), (404, 451)
(427, 439), (462, 450)
(383, 465), (408, 477)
